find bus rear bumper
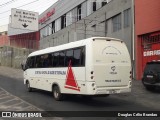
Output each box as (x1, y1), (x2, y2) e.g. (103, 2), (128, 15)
(95, 87), (131, 95)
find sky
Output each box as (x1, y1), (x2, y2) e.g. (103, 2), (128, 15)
(0, 0), (58, 27)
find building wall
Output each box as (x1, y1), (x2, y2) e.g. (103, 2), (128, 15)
(135, 0), (160, 80)
(135, 0), (160, 35)
(0, 25), (9, 46)
(9, 32), (40, 50)
(0, 35), (9, 46)
(39, 0), (132, 56)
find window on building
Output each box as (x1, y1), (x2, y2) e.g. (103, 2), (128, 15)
(66, 11), (72, 26)
(93, 2), (97, 12)
(41, 26), (49, 37)
(61, 14), (66, 29)
(49, 24), (52, 35)
(77, 4), (82, 21)
(124, 8), (131, 28)
(55, 18), (61, 32)
(52, 21), (55, 34)
(102, 1), (107, 7)
(40, 27), (46, 38)
(112, 14), (121, 32)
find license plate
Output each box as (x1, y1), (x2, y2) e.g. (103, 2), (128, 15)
(147, 75), (153, 78)
(108, 90), (120, 94)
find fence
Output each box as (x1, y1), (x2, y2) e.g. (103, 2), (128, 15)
(0, 46), (34, 68)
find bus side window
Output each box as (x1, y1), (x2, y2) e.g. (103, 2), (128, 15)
(73, 48), (81, 66)
(53, 52), (59, 67)
(43, 54), (49, 68)
(48, 54), (53, 67)
(35, 56), (41, 68)
(26, 57), (35, 68)
(59, 51), (65, 67)
(65, 49), (73, 66)
(81, 47), (85, 66)
(40, 55), (44, 68)
(42, 54), (52, 68)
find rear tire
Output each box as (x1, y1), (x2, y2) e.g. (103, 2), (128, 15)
(26, 81), (32, 92)
(53, 86), (64, 101)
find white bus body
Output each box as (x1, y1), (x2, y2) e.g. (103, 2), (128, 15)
(23, 37), (132, 100)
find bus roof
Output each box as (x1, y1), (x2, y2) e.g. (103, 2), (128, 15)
(29, 37), (122, 57)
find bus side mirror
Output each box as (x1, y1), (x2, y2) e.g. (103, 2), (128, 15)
(21, 63), (26, 71)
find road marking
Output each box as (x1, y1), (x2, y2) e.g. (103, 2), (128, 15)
(0, 98), (17, 105)
(0, 94), (8, 97)
(5, 101), (23, 110)
(0, 91), (6, 95)
(21, 106), (33, 110)
(0, 87), (43, 111)
(0, 95), (12, 100)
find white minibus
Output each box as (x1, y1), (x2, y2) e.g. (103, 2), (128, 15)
(22, 37), (132, 101)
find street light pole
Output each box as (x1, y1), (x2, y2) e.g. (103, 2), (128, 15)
(131, 0), (135, 79)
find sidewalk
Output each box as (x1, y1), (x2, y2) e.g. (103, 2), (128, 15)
(0, 87), (41, 111)
(0, 66), (23, 80)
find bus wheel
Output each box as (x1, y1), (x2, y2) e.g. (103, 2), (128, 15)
(26, 81), (32, 92)
(53, 86), (63, 101)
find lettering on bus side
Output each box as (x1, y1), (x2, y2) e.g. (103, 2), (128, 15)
(35, 71), (66, 75)
(105, 80), (121, 82)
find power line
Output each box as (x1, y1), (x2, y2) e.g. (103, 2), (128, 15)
(0, 0), (54, 20)
(0, 16), (9, 20)
(31, 0), (56, 13)
(0, 10), (10, 15)
(0, 24), (8, 27)
(0, 0), (17, 8)
(17, 0), (39, 9)
(0, 0), (39, 15)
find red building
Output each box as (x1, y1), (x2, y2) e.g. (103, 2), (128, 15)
(135, 0), (160, 80)
(9, 31), (40, 50)
(0, 34), (9, 46)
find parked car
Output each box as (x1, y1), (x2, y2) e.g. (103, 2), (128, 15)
(142, 61), (160, 90)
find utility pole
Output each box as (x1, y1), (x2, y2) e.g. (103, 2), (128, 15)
(131, 0), (135, 61)
(131, 0), (135, 79)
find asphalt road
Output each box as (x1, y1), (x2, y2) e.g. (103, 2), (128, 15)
(0, 67), (160, 120)
(0, 74), (159, 111)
